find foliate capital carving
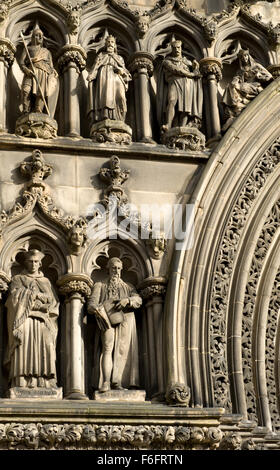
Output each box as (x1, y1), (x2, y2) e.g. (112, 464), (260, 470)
(129, 52), (154, 77)
(200, 57), (222, 81)
(0, 38), (16, 67)
(165, 383), (191, 407)
(139, 277), (167, 300)
(57, 274), (93, 300)
(58, 45), (87, 74)
(99, 155), (130, 206)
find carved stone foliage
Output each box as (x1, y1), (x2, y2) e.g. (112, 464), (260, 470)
(58, 45), (87, 74)
(242, 200), (280, 423)
(0, 422), (224, 450)
(165, 383), (191, 407)
(0, 150), (87, 255)
(0, 38), (16, 68)
(210, 137), (280, 410)
(99, 155), (130, 206)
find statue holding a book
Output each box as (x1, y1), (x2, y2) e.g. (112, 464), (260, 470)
(88, 257), (142, 393)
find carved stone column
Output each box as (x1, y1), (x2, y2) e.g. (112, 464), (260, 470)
(139, 277), (166, 400)
(129, 52), (154, 143)
(200, 57), (222, 141)
(0, 38), (15, 133)
(0, 271), (10, 397)
(58, 45), (87, 138)
(58, 274), (93, 399)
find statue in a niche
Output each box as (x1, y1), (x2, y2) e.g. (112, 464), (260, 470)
(222, 48), (273, 132)
(87, 35), (132, 145)
(158, 38), (205, 151)
(15, 22), (59, 140)
(88, 257), (142, 394)
(5, 249), (61, 398)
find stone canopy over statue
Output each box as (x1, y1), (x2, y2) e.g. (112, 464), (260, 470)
(5, 249), (62, 399)
(87, 34), (132, 144)
(222, 48), (273, 132)
(88, 257), (143, 398)
(157, 38), (205, 151)
(15, 22), (59, 140)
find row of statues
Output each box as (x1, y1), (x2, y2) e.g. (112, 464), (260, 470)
(15, 23), (273, 145)
(4, 249), (142, 397)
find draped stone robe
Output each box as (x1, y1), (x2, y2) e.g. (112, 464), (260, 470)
(88, 278), (142, 389)
(20, 45), (54, 100)
(5, 271), (59, 387)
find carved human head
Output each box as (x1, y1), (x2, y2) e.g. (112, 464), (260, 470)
(136, 14), (150, 36)
(31, 22), (44, 46)
(171, 39), (182, 57)
(69, 225), (85, 247)
(105, 35), (117, 53)
(24, 249), (44, 274)
(238, 48), (250, 65)
(108, 257), (123, 278)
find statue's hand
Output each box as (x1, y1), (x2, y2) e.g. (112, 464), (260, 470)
(36, 293), (48, 303)
(23, 68), (34, 78)
(114, 298), (130, 310)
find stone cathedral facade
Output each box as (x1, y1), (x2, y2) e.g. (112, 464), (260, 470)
(0, 0), (280, 451)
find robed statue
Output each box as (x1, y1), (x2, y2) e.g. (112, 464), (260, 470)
(88, 257), (142, 393)
(222, 48), (273, 131)
(5, 249), (60, 390)
(158, 38), (203, 131)
(87, 35), (131, 124)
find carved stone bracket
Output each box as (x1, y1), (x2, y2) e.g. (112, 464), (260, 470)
(139, 277), (167, 300)
(58, 45), (87, 74)
(15, 113), (58, 140)
(0, 37), (15, 67)
(90, 119), (132, 145)
(162, 126), (205, 152)
(165, 383), (191, 407)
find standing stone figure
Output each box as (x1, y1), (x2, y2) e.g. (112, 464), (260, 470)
(5, 249), (60, 391)
(87, 35), (132, 144)
(222, 48), (273, 131)
(160, 39), (203, 131)
(88, 35), (131, 123)
(19, 22), (57, 115)
(88, 257), (142, 393)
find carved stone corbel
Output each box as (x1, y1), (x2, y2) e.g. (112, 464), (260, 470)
(200, 57), (222, 141)
(129, 52), (155, 143)
(58, 274), (93, 400)
(165, 383), (191, 407)
(58, 45), (87, 137)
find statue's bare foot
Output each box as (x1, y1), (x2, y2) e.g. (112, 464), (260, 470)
(112, 383), (128, 391)
(99, 381), (111, 393)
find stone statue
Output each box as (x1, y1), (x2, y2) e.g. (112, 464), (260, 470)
(5, 249), (60, 392)
(222, 48), (273, 131)
(87, 35), (132, 144)
(88, 257), (142, 393)
(158, 39), (205, 150)
(160, 39), (203, 131)
(16, 23), (59, 139)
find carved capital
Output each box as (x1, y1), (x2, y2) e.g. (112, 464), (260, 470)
(0, 38), (16, 68)
(129, 52), (154, 77)
(58, 45), (87, 74)
(200, 57), (222, 81)
(165, 383), (191, 407)
(57, 274), (93, 300)
(139, 277), (167, 300)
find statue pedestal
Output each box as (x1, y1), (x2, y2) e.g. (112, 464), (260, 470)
(8, 387), (63, 400)
(15, 113), (58, 139)
(161, 126), (205, 151)
(93, 389), (146, 402)
(90, 119), (132, 145)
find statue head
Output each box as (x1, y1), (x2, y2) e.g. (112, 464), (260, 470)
(105, 35), (117, 53)
(24, 249), (44, 275)
(69, 225), (85, 248)
(171, 39), (182, 58)
(136, 14), (150, 37)
(108, 257), (123, 279)
(238, 48), (251, 66)
(31, 22), (44, 46)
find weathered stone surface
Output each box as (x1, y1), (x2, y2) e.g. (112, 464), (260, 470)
(8, 387), (63, 400)
(93, 389), (146, 402)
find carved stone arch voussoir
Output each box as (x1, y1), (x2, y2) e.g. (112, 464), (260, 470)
(164, 77), (280, 411)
